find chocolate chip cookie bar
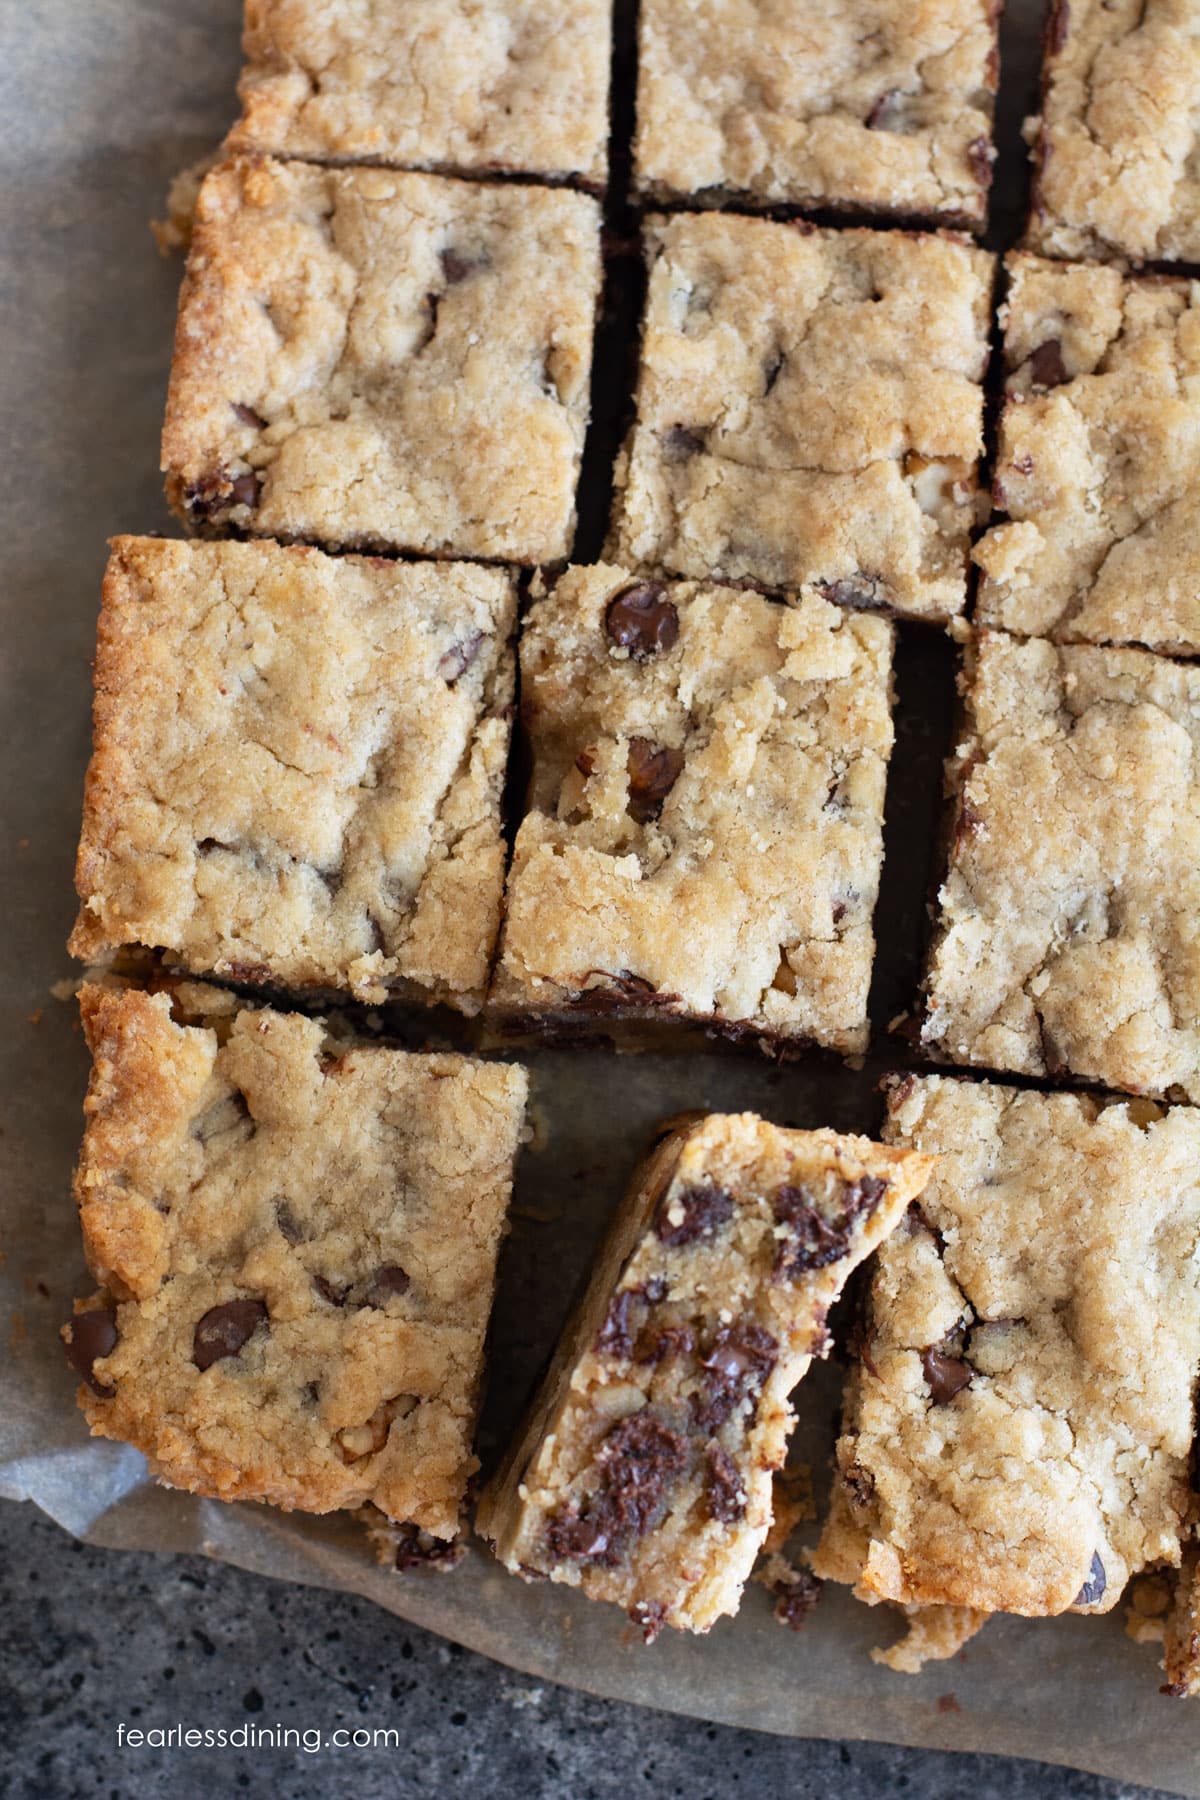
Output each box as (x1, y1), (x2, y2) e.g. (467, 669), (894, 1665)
(922, 630), (1200, 1100)
(229, 0), (611, 187)
(478, 1112), (932, 1636)
(608, 215), (993, 622)
(69, 537), (515, 1012)
(814, 1075), (1200, 1619)
(63, 983), (528, 1530)
(634, 0), (999, 227)
(161, 158), (601, 562)
(489, 566), (895, 1053)
(1028, 0), (1200, 264)
(974, 254), (1200, 653)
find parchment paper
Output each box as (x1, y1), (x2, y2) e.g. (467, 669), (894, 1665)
(2, 2), (1198, 1792)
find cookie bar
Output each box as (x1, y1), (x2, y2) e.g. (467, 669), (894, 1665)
(229, 0), (611, 186)
(161, 158), (601, 562)
(1028, 0), (1200, 264)
(478, 1112), (932, 1636)
(974, 254), (1200, 653)
(63, 983), (527, 1530)
(489, 566), (895, 1053)
(922, 630), (1200, 1101)
(608, 215), (993, 622)
(69, 537), (515, 1012)
(634, 0), (999, 227)
(813, 1075), (1200, 1618)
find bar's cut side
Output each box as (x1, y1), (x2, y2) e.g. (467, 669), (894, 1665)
(68, 537), (515, 1012)
(64, 983), (527, 1533)
(161, 157), (601, 562)
(814, 1075), (1200, 1620)
(608, 213), (993, 622)
(634, 0), (998, 227)
(974, 253), (1200, 654)
(230, 0), (612, 186)
(489, 566), (895, 1054)
(922, 630), (1200, 1101)
(478, 1112), (932, 1636)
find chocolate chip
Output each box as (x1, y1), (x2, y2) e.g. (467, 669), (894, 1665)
(694, 1323), (778, 1430)
(392, 1527), (466, 1573)
(364, 1264), (411, 1307)
(1028, 338), (1069, 389)
(275, 1200), (304, 1244)
(629, 1599), (667, 1644)
(65, 1308), (118, 1397)
(772, 1176), (887, 1280)
(817, 576), (885, 612)
(545, 1412), (689, 1566)
(232, 402), (266, 429)
(228, 472), (262, 510)
(596, 1289), (637, 1359)
(571, 971), (676, 1012)
(575, 747), (597, 778)
(183, 474), (229, 521)
(635, 1322), (696, 1365)
(654, 1181), (733, 1248)
(192, 1299), (268, 1371)
(662, 425), (704, 462)
(440, 247), (480, 284)
(773, 1569), (823, 1631)
(1074, 1550), (1106, 1607)
(313, 1275), (348, 1307)
(844, 1462), (875, 1508)
(604, 583), (679, 660)
(626, 737), (684, 825)
(438, 631), (485, 684)
(967, 136), (995, 189)
(921, 1345), (972, 1405)
(705, 1442), (747, 1523)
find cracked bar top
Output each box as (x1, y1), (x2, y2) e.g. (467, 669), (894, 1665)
(1028, 0), (1200, 264)
(69, 536), (515, 1012)
(814, 1075), (1200, 1619)
(974, 254), (1200, 655)
(228, 0), (611, 185)
(490, 565), (895, 1053)
(161, 157), (601, 562)
(607, 214), (993, 622)
(478, 1112), (932, 1636)
(634, 0), (999, 227)
(922, 629), (1200, 1101)
(64, 984), (528, 1532)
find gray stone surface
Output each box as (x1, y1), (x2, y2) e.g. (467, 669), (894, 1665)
(0, 1502), (1177, 1800)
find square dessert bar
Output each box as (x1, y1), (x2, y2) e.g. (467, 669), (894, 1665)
(634, 0), (999, 228)
(489, 566), (895, 1053)
(69, 536), (515, 1012)
(229, 0), (611, 186)
(974, 254), (1200, 654)
(922, 630), (1200, 1100)
(608, 215), (993, 622)
(1028, 0), (1200, 264)
(64, 983), (528, 1532)
(478, 1112), (932, 1636)
(161, 158), (601, 562)
(814, 1075), (1200, 1617)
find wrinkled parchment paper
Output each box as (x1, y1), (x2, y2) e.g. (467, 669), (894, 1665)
(2, 2), (1198, 1791)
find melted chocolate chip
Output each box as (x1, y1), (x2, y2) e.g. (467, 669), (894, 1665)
(275, 1200), (304, 1244)
(65, 1308), (118, 1397)
(545, 1412), (689, 1567)
(921, 1345), (972, 1405)
(192, 1298), (268, 1371)
(571, 971), (675, 1012)
(440, 248), (477, 284)
(604, 583), (680, 660)
(817, 576), (885, 611)
(1028, 338), (1069, 389)
(654, 1181), (733, 1248)
(773, 1568), (823, 1631)
(626, 737), (684, 824)
(772, 1176), (887, 1280)
(438, 631), (485, 684)
(228, 472), (262, 510)
(364, 1264), (411, 1306)
(694, 1323), (778, 1431)
(313, 1275), (348, 1307)
(232, 402), (266, 429)
(1074, 1550), (1106, 1607)
(705, 1441), (747, 1523)
(596, 1289), (637, 1359)
(392, 1527), (465, 1573)
(635, 1322), (696, 1365)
